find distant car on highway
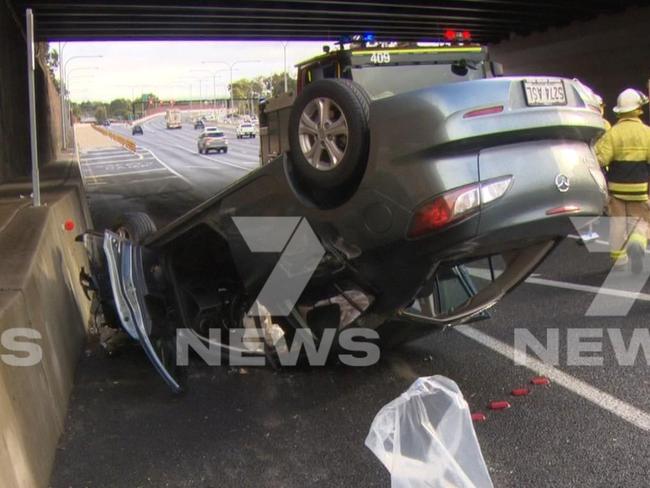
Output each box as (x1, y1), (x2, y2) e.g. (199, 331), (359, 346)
(236, 123), (256, 139)
(194, 119), (205, 130)
(132, 124), (143, 135)
(197, 127), (228, 154)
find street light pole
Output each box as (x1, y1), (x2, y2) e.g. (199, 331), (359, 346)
(58, 41), (67, 149)
(282, 41), (289, 93)
(61, 54), (103, 147)
(202, 60), (260, 116)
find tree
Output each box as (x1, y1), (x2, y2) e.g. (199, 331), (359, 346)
(109, 98), (131, 120)
(264, 72), (297, 97)
(45, 44), (60, 91)
(95, 106), (108, 124)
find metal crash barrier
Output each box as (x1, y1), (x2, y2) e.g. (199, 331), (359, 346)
(92, 124), (137, 152)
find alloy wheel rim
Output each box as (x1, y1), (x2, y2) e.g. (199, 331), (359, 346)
(298, 97), (349, 171)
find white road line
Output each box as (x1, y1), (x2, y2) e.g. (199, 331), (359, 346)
(117, 175), (180, 185)
(83, 152), (142, 162)
(468, 267), (650, 302)
(567, 234), (650, 255)
(84, 168), (169, 178)
(82, 157), (152, 166)
(145, 147), (192, 184)
(456, 325), (650, 431)
(567, 234), (609, 247)
(527, 275), (650, 302)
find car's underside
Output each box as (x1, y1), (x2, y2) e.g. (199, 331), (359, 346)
(79, 73), (608, 392)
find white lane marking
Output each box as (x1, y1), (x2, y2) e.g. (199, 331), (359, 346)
(456, 325), (650, 431)
(174, 165), (257, 170)
(173, 144), (251, 171)
(527, 275), (650, 302)
(468, 267), (650, 302)
(145, 148), (192, 184)
(568, 234), (610, 247)
(567, 234), (650, 255)
(115, 175), (180, 185)
(82, 157), (153, 166)
(84, 148), (125, 155)
(83, 152), (144, 162)
(84, 168), (169, 179)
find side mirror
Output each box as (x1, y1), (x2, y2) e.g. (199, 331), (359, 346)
(491, 62), (504, 77)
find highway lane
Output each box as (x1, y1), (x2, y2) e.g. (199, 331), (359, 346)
(80, 116), (261, 230)
(112, 116), (259, 195)
(64, 123), (650, 487)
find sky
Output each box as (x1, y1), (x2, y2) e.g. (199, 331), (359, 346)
(57, 41), (333, 102)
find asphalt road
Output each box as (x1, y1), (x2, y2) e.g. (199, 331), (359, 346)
(80, 116), (259, 230)
(56, 123), (650, 487)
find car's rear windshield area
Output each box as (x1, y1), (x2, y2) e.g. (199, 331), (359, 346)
(205, 131), (224, 137)
(351, 62), (487, 100)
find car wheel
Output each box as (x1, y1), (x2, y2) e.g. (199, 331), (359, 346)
(223, 148), (228, 153)
(114, 212), (157, 243)
(288, 79), (370, 190)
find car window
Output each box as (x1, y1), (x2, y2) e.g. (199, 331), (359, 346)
(352, 62), (487, 99)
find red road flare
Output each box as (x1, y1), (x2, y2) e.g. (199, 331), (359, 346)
(63, 219), (75, 232)
(511, 388), (530, 396)
(531, 376), (551, 386)
(488, 400), (511, 410)
(471, 412), (487, 422)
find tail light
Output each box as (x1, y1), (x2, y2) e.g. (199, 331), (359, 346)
(408, 177), (512, 238)
(463, 105), (504, 118)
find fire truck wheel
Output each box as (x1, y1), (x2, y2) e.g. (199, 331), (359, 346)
(289, 79), (370, 190)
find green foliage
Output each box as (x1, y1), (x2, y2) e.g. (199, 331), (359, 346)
(139, 92), (160, 103)
(108, 98), (131, 120)
(230, 72), (297, 99)
(94, 106), (108, 124)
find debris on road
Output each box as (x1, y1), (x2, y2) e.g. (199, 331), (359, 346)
(531, 376), (551, 386)
(488, 400), (511, 410)
(511, 388), (531, 396)
(365, 375), (493, 488)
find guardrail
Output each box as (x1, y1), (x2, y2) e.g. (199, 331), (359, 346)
(92, 124), (137, 152)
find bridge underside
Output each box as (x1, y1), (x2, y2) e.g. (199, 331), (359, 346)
(8, 0), (643, 43)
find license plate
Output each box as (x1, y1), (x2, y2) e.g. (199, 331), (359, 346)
(523, 80), (567, 106)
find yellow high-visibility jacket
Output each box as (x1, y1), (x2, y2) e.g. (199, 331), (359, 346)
(595, 117), (650, 201)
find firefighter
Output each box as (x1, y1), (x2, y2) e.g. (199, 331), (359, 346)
(595, 88), (650, 273)
(595, 94), (611, 130)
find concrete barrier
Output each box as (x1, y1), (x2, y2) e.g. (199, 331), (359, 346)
(0, 161), (91, 487)
(91, 124), (137, 152)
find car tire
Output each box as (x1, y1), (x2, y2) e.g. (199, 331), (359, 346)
(288, 79), (370, 190)
(223, 148), (228, 153)
(114, 212), (157, 243)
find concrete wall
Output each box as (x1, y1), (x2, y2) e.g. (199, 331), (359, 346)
(0, 164), (91, 488)
(490, 5), (650, 124)
(0, 4), (62, 185)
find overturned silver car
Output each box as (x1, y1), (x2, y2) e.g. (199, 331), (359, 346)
(79, 42), (607, 392)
